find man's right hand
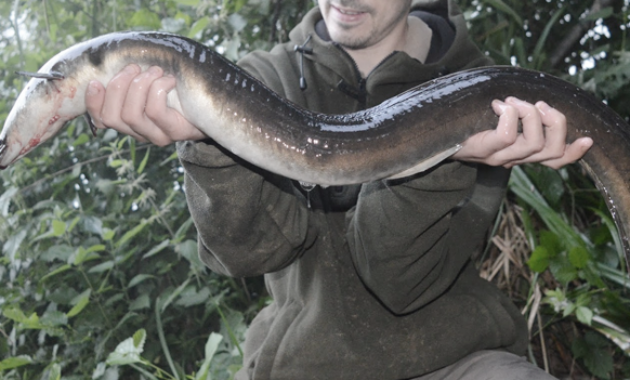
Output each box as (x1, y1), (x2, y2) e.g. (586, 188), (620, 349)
(85, 64), (207, 146)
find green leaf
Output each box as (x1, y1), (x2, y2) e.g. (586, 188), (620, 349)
(88, 260), (114, 273)
(142, 239), (171, 259)
(188, 16), (210, 38)
(67, 289), (91, 318)
(195, 333), (223, 380)
(128, 274), (155, 288)
(572, 331), (614, 378)
(129, 9), (162, 29)
(0, 355), (32, 371)
(176, 287), (211, 307)
(72, 133), (90, 146)
(129, 294), (151, 311)
(174, 0), (200, 6)
(3, 229), (27, 262)
(576, 306), (594, 325)
(3, 308), (42, 330)
(137, 147), (151, 174)
(106, 329), (146, 366)
(73, 246), (101, 266)
(584, 6), (614, 21)
(39, 264), (72, 283)
(569, 246), (590, 269)
(482, 0), (522, 26)
(116, 220), (148, 248)
(527, 246), (550, 273)
(41, 310), (68, 327)
(549, 256), (578, 283)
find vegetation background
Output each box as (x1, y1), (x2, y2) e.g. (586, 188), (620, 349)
(0, 0), (629, 379)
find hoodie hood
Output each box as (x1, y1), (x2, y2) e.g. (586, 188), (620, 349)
(287, 0), (491, 92)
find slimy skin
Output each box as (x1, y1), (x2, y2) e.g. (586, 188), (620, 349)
(1, 31), (630, 266)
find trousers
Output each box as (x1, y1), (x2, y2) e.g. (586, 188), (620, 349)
(410, 350), (557, 380)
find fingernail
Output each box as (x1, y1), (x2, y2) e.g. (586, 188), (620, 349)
(148, 66), (162, 75)
(87, 80), (100, 96)
(535, 101), (551, 113)
(123, 64), (138, 74)
(506, 96), (524, 104)
(492, 99), (508, 115)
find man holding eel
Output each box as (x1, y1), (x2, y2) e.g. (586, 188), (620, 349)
(85, 0), (593, 379)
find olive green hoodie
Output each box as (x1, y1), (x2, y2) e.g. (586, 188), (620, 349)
(177, 1), (528, 379)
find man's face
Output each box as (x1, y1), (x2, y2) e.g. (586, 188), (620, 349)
(318, 0), (412, 50)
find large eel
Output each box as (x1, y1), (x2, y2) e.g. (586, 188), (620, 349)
(1, 31), (630, 266)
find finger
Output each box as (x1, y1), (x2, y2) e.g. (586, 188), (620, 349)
(98, 65), (149, 141)
(121, 66), (164, 129)
(450, 100), (519, 164)
(504, 100), (571, 167)
(539, 137), (594, 169)
(145, 75), (207, 143)
(86, 80), (107, 129)
(533, 101), (567, 159)
(505, 96), (545, 155)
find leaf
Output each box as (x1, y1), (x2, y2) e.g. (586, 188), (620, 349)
(41, 244), (75, 262)
(549, 257), (578, 283)
(527, 246), (550, 273)
(129, 9), (162, 29)
(584, 6), (614, 21)
(128, 274), (155, 288)
(142, 239), (170, 259)
(88, 260), (114, 273)
(176, 287), (211, 307)
(572, 331), (615, 378)
(0, 186), (18, 217)
(174, 0), (200, 6)
(539, 230), (562, 256)
(73, 246), (101, 266)
(73, 133), (90, 146)
(67, 289), (91, 318)
(195, 333), (223, 380)
(137, 147), (151, 174)
(576, 306), (594, 325)
(116, 220), (148, 248)
(532, 5), (567, 68)
(3, 307), (42, 330)
(482, 0), (522, 26)
(106, 329), (146, 366)
(39, 264), (72, 283)
(3, 229), (27, 262)
(129, 294), (151, 311)
(0, 355), (32, 371)
(188, 16), (210, 38)
(569, 246), (590, 269)
(41, 310), (68, 327)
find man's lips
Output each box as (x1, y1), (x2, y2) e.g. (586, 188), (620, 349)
(330, 4), (367, 23)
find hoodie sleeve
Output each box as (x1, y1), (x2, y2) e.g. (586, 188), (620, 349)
(176, 52), (313, 278)
(346, 160), (480, 315)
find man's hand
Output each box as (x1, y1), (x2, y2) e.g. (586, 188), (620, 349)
(452, 97), (593, 169)
(86, 64), (207, 146)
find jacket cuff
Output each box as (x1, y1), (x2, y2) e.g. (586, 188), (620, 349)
(176, 140), (238, 168)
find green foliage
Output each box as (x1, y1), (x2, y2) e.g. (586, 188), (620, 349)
(464, 0), (630, 376)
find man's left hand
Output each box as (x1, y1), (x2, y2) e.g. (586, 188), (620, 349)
(452, 96), (593, 169)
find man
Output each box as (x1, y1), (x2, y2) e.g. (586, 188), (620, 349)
(85, 0), (593, 379)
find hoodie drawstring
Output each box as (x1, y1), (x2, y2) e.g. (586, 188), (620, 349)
(293, 34), (313, 91)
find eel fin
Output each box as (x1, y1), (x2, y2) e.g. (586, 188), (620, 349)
(15, 71), (65, 80)
(84, 114), (98, 137)
(386, 145), (462, 180)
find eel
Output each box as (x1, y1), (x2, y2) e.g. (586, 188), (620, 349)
(1, 31), (630, 266)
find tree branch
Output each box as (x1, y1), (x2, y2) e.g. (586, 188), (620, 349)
(549, 0), (617, 68)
